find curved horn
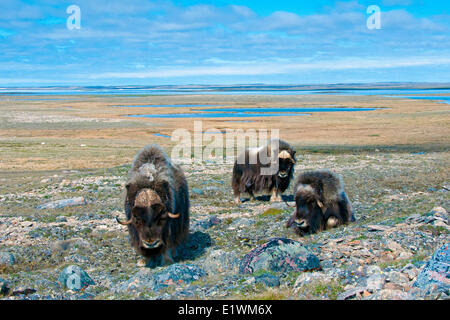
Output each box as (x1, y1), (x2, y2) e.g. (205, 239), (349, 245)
(284, 199), (295, 207)
(278, 150), (295, 163)
(167, 212), (180, 219)
(116, 216), (133, 225)
(316, 200), (327, 213)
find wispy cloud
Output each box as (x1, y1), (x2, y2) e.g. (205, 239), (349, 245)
(0, 0), (449, 85)
(89, 56), (450, 79)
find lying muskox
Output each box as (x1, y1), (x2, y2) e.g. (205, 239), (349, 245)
(116, 144), (189, 267)
(286, 170), (355, 236)
(232, 139), (296, 204)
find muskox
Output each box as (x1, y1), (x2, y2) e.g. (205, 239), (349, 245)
(116, 144), (189, 267)
(286, 170), (355, 236)
(232, 139), (296, 204)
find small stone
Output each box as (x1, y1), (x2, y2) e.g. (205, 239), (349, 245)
(255, 273), (280, 287)
(398, 251), (413, 260)
(384, 283), (406, 291)
(56, 216), (67, 223)
(367, 225), (391, 232)
(58, 265), (95, 292)
(294, 272), (328, 293)
(366, 273), (385, 291)
(364, 289), (414, 300)
(12, 287), (37, 296)
(363, 290), (371, 297)
(51, 238), (90, 253)
(36, 197), (87, 210)
(386, 240), (404, 253)
(337, 287), (366, 300)
(387, 271), (410, 284)
(0, 252), (15, 267)
(191, 188), (204, 195)
(367, 265), (382, 275)
(203, 249), (240, 274)
(153, 264), (207, 290)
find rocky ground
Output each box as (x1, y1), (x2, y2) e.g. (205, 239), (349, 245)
(0, 151), (449, 300)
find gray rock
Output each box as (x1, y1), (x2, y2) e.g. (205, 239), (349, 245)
(413, 243), (450, 295)
(366, 265), (382, 275)
(57, 265), (95, 292)
(55, 216), (68, 222)
(51, 238), (91, 253)
(117, 268), (155, 293)
(36, 197), (87, 210)
(193, 216), (222, 230)
(153, 263), (207, 290)
(294, 271), (328, 292)
(64, 254), (90, 264)
(0, 252), (15, 267)
(230, 217), (255, 228)
(366, 224), (391, 232)
(337, 287), (366, 300)
(191, 188), (204, 195)
(255, 273), (280, 287)
(386, 271), (410, 284)
(365, 273), (386, 291)
(363, 289), (414, 300)
(269, 202), (293, 210)
(239, 238), (321, 274)
(203, 249), (240, 274)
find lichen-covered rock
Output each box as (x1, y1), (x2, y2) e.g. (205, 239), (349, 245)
(57, 265), (95, 292)
(239, 238), (321, 274)
(153, 264), (206, 290)
(36, 197), (87, 210)
(413, 243), (450, 294)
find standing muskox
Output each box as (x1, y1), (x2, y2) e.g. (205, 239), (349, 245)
(116, 144), (189, 267)
(232, 139), (296, 204)
(286, 170), (355, 236)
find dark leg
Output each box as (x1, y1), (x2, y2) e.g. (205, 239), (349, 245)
(338, 191), (355, 222)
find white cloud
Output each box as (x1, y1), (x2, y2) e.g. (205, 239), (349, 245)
(87, 56), (450, 79)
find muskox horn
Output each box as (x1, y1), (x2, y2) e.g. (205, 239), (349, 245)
(316, 200), (327, 213)
(116, 216), (133, 225)
(278, 150), (295, 163)
(167, 212), (180, 219)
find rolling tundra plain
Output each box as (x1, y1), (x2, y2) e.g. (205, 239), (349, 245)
(0, 89), (449, 300)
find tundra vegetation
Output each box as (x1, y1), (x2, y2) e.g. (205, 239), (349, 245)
(0, 92), (448, 299)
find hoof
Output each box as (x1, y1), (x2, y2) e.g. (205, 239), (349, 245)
(137, 258), (147, 267)
(326, 217), (339, 229)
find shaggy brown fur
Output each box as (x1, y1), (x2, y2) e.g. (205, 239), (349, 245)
(232, 139), (296, 204)
(117, 144), (189, 267)
(287, 170), (355, 236)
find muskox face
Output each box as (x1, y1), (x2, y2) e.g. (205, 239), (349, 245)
(277, 150), (296, 178)
(286, 185), (323, 235)
(117, 187), (179, 251)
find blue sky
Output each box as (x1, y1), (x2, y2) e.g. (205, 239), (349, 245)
(1, 0), (449, 86)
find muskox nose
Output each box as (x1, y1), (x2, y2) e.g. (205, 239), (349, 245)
(278, 171), (288, 178)
(294, 219), (308, 229)
(141, 239), (161, 249)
